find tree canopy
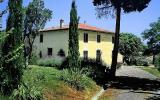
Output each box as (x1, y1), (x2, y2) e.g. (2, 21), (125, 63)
(24, 0), (52, 38)
(24, 0), (52, 64)
(119, 33), (143, 63)
(142, 17), (160, 64)
(142, 18), (160, 47)
(93, 0), (151, 18)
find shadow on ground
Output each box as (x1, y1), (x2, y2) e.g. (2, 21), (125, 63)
(146, 96), (160, 100)
(109, 76), (160, 91)
(111, 76), (160, 100)
(94, 75), (160, 100)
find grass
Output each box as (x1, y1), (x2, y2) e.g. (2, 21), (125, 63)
(0, 94), (9, 100)
(142, 67), (160, 77)
(0, 65), (100, 100)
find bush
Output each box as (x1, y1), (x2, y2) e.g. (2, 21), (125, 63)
(136, 57), (150, 66)
(10, 82), (42, 100)
(61, 58), (110, 78)
(58, 68), (90, 91)
(129, 56), (150, 66)
(60, 57), (110, 85)
(80, 58), (110, 80)
(155, 55), (160, 70)
(57, 49), (66, 57)
(59, 57), (69, 69)
(37, 57), (63, 67)
(29, 53), (38, 65)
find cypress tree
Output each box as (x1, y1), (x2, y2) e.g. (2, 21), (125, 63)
(0, 0), (7, 61)
(68, 0), (80, 68)
(1, 0), (24, 95)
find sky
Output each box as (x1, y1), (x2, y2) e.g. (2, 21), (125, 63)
(1, 0), (160, 39)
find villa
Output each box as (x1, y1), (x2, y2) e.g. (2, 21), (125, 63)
(33, 20), (122, 65)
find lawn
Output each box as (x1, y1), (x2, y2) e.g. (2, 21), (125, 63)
(0, 94), (9, 100)
(142, 67), (160, 77)
(0, 65), (100, 100)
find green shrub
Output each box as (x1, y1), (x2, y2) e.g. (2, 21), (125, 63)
(29, 53), (38, 65)
(37, 57), (63, 67)
(129, 56), (150, 66)
(61, 58), (110, 80)
(80, 58), (110, 80)
(57, 49), (66, 57)
(36, 73), (45, 82)
(59, 57), (69, 69)
(155, 54), (160, 70)
(10, 82), (42, 100)
(58, 68), (90, 91)
(137, 57), (149, 66)
(0, 93), (9, 100)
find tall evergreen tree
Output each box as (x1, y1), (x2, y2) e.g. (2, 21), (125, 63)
(1, 0), (24, 95)
(68, 0), (80, 68)
(93, 0), (151, 77)
(0, 0), (8, 65)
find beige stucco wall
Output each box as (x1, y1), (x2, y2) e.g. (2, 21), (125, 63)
(33, 29), (123, 65)
(33, 30), (69, 58)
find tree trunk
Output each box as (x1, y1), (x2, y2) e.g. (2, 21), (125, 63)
(110, 6), (121, 77)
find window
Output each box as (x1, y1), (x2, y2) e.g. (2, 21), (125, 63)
(112, 37), (115, 43)
(84, 33), (88, 43)
(97, 34), (101, 43)
(48, 48), (52, 56)
(96, 50), (101, 62)
(40, 34), (43, 43)
(83, 51), (88, 60)
(39, 51), (42, 58)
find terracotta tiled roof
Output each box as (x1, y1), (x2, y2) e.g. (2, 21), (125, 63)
(40, 23), (114, 34)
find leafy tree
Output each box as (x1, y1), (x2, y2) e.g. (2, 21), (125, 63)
(142, 17), (160, 64)
(93, 0), (151, 77)
(0, 5), (8, 31)
(24, 0), (52, 66)
(155, 54), (160, 70)
(0, 0), (8, 64)
(0, 5), (7, 17)
(1, 0), (24, 95)
(119, 33), (143, 64)
(68, 0), (80, 68)
(0, 0), (8, 52)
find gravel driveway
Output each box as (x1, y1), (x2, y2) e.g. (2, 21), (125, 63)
(101, 66), (159, 100)
(116, 66), (158, 79)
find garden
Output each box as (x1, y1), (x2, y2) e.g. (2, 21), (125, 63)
(1, 0), (160, 100)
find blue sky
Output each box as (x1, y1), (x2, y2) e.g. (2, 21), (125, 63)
(1, 0), (160, 38)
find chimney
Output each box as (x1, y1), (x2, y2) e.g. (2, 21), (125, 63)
(60, 19), (64, 28)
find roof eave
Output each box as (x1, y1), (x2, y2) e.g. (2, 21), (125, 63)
(40, 28), (114, 34)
